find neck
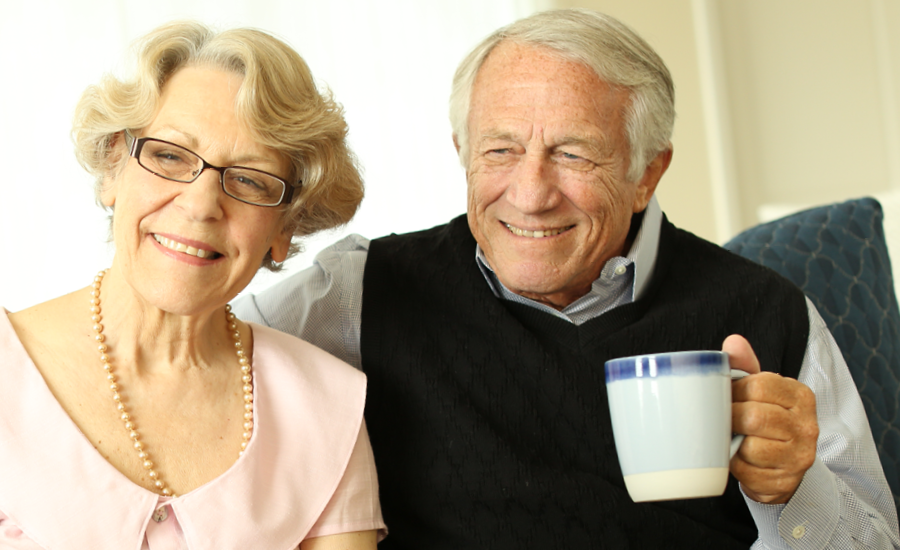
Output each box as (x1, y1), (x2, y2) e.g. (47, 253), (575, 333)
(94, 267), (235, 375)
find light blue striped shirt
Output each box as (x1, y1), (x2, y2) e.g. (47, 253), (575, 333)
(234, 196), (899, 549)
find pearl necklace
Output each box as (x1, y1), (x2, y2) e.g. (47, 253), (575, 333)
(89, 269), (254, 497)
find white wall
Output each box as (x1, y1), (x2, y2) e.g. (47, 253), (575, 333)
(0, 0), (549, 312)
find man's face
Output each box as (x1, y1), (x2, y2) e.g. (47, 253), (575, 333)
(464, 41), (667, 309)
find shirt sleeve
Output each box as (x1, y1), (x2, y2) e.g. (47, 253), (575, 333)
(746, 297), (900, 549)
(304, 421), (387, 541)
(231, 234), (369, 370)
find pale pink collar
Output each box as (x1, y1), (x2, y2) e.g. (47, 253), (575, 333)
(0, 313), (367, 549)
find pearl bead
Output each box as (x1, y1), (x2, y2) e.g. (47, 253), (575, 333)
(91, 270), (251, 497)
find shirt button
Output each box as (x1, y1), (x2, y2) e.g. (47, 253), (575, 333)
(791, 525), (806, 539)
(614, 265), (627, 275)
(152, 506), (169, 523)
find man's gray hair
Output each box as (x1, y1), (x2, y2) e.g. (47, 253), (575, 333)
(449, 8), (675, 183)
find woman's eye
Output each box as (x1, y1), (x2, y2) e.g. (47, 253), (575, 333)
(233, 175), (263, 189)
(154, 151), (187, 163)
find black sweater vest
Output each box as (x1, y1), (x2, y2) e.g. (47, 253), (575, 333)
(361, 214), (809, 549)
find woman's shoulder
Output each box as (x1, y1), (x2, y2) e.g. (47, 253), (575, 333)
(249, 322), (367, 403)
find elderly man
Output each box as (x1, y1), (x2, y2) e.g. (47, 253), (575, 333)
(234, 8), (899, 549)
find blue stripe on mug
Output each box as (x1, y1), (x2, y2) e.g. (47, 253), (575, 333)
(604, 351), (728, 383)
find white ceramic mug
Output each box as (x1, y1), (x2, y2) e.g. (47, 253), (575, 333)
(604, 350), (748, 502)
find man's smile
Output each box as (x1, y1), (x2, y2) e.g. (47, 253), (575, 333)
(503, 222), (574, 238)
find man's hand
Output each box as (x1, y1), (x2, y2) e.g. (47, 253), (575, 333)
(724, 334), (819, 504)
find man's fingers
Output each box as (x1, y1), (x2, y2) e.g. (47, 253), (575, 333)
(732, 402), (795, 442)
(732, 372), (815, 410)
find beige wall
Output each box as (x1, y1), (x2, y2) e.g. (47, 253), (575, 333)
(719, 0), (900, 227)
(552, 0), (900, 243)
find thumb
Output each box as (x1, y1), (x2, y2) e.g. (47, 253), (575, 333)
(722, 334), (761, 375)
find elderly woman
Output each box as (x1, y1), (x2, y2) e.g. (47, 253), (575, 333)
(0, 21), (384, 549)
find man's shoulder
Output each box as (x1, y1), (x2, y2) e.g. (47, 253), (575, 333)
(665, 218), (800, 286)
(371, 214), (469, 247)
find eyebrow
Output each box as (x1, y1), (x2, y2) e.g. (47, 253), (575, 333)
(152, 125), (278, 166)
(478, 130), (611, 156)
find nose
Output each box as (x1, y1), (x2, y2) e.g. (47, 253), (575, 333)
(172, 168), (225, 221)
(505, 151), (561, 214)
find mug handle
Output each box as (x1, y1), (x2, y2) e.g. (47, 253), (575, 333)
(729, 369), (750, 458)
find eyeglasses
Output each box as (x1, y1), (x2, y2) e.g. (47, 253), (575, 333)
(125, 133), (297, 207)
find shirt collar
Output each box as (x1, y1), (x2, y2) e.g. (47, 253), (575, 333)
(475, 195), (662, 316)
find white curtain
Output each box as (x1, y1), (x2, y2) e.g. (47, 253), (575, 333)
(0, 0), (548, 311)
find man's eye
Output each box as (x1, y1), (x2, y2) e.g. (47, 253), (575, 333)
(487, 148), (510, 155)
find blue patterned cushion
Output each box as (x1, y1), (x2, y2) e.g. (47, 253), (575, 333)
(724, 198), (900, 508)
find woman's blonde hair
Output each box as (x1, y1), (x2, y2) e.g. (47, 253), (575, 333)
(73, 21), (363, 270)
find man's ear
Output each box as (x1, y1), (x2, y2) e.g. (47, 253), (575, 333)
(100, 132), (128, 207)
(632, 145), (673, 213)
(453, 133), (461, 154)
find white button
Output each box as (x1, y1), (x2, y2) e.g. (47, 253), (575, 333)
(791, 525), (805, 539)
(152, 506), (168, 523)
(614, 265), (627, 275)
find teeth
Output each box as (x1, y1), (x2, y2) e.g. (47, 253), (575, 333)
(504, 224), (571, 238)
(153, 234), (215, 258)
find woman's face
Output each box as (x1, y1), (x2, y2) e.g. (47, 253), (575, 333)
(102, 66), (293, 316)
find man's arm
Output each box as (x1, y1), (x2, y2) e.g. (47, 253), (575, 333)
(730, 298), (899, 549)
(232, 234), (370, 369)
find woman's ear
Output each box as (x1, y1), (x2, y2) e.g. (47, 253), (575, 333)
(99, 132), (128, 207)
(269, 230), (293, 263)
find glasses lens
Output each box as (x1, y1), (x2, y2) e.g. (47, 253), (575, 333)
(223, 168), (286, 206)
(138, 140), (202, 182)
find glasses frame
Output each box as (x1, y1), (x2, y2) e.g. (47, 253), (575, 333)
(125, 132), (297, 207)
